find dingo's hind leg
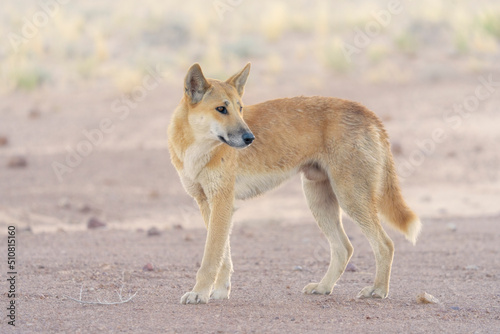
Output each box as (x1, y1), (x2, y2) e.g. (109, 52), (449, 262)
(301, 175), (353, 295)
(333, 175), (395, 299)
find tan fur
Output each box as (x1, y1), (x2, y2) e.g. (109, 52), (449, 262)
(167, 63), (421, 304)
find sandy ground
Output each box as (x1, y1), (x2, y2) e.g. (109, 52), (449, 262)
(0, 217), (499, 333)
(1, 65), (500, 332)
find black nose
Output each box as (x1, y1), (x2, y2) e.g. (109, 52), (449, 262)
(242, 132), (255, 145)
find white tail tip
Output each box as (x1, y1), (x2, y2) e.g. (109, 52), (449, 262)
(406, 217), (422, 245)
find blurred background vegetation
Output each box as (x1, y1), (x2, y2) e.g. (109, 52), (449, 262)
(1, 0), (500, 94)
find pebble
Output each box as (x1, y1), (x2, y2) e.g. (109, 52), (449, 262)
(293, 266), (303, 271)
(416, 292), (439, 304)
(465, 265), (478, 270)
(28, 108), (41, 119)
(123, 271), (131, 282)
(421, 196), (432, 202)
(149, 190), (160, 199)
(391, 142), (403, 156)
(87, 217), (106, 229)
(58, 197), (71, 209)
(345, 262), (358, 272)
(78, 203), (92, 213)
(7, 156), (27, 168)
(0, 136), (8, 147)
(142, 263), (154, 271)
(20, 226), (33, 233)
(147, 227), (162, 236)
(446, 223), (457, 232)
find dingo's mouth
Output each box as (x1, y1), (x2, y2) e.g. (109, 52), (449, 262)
(217, 134), (254, 148)
(218, 136), (228, 145)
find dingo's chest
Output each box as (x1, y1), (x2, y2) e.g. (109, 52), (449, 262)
(176, 143), (218, 198)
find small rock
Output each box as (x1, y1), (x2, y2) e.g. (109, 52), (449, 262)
(58, 197), (71, 209)
(416, 292), (439, 304)
(381, 114), (392, 122)
(0, 136), (8, 147)
(28, 108), (41, 119)
(450, 306), (460, 311)
(465, 265), (478, 270)
(19, 226), (33, 233)
(391, 142), (403, 156)
(147, 227), (161, 236)
(123, 271), (132, 282)
(184, 234), (193, 241)
(293, 266), (303, 271)
(102, 178), (117, 186)
(148, 190), (160, 199)
(438, 208), (448, 215)
(100, 263), (111, 270)
(78, 203), (92, 213)
(421, 195), (432, 202)
(345, 262), (358, 272)
(446, 223), (457, 232)
(87, 217), (106, 229)
(173, 224), (183, 230)
(142, 263), (154, 271)
(7, 156), (27, 168)
(242, 230), (254, 238)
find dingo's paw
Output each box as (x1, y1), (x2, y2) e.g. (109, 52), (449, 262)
(211, 287), (230, 300)
(302, 282), (332, 295)
(356, 286), (388, 299)
(180, 291), (209, 304)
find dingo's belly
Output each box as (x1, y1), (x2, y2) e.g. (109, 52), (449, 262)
(234, 169), (298, 200)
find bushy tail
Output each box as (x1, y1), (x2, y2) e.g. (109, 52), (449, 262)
(379, 158), (422, 245)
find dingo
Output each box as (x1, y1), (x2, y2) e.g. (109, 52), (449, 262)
(167, 63), (421, 304)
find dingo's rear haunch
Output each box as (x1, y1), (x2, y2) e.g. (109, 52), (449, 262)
(167, 63), (421, 304)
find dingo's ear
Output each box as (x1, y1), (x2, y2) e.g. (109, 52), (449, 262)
(185, 63), (211, 104)
(226, 63), (251, 97)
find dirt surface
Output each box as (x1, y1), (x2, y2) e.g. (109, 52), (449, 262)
(1, 70), (500, 332)
(0, 216), (498, 333)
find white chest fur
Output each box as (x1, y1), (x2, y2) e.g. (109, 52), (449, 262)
(179, 141), (220, 197)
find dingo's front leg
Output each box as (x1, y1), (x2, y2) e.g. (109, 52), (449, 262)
(195, 195), (233, 300)
(181, 193), (234, 304)
(211, 239), (233, 300)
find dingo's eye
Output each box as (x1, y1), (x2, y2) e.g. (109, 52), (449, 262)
(216, 106), (227, 114)
(239, 106), (243, 113)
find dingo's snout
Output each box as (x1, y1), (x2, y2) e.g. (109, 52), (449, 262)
(220, 129), (255, 148)
(242, 132), (255, 145)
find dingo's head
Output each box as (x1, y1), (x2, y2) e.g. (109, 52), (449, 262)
(184, 63), (254, 148)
